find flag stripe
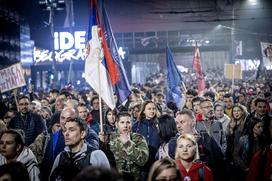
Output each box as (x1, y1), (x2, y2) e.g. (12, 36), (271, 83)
(85, 0), (115, 109)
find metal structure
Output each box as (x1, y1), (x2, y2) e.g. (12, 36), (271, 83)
(38, 0), (65, 88)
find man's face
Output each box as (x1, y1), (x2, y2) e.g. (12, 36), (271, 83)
(256, 102), (267, 116)
(200, 101), (214, 119)
(77, 106), (88, 120)
(175, 114), (194, 135)
(0, 133), (20, 160)
(192, 101), (201, 114)
(60, 109), (75, 130)
(18, 98), (30, 114)
(116, 116), (132, 134)
(64, 121), (85, 147)
(92, 99), (100, 110)
(41, 99), (49, 107)
(223, 97), (233, 109)
(55, 99), (65, 111)
(215, 106), (224, 119)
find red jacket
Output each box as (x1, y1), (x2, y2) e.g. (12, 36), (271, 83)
(176, 160), (214, 181)
(247, 146), (272, 181)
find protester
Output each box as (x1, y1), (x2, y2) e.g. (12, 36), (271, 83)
(132, 100), (160, 177)
(0, 129), (40, 181)
(175, 133), (214, 181)
(247, 117), (272, 181)
(233, 117), (266, 180)
(156, 114), (177, 159)
(0, 162), (30, 181)
(214, 103), (230, 134)
(103, 108), (117, 134)
(50, 117), (110, 181)
(168, 109), (198, 159)
(109, 112), (149, 181)
(148, 157), (182, 181)
(9, 95), (46, 146)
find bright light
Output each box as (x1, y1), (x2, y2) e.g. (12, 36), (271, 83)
(118, 47), (126, 59)
(248, 0), (257, 5)
(205, 40), (210, 44)
(49, 74), (54, 80)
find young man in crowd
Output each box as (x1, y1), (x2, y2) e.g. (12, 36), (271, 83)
(9, 95), (46, 146)
(109, 112), (149, 181)
(50, 117), (110, 180)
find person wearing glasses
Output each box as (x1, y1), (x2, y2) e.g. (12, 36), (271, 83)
(9, 95), (46, 146)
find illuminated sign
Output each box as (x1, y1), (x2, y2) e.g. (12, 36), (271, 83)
(54, 31), (86, 50)
(34, 30), (126, 63)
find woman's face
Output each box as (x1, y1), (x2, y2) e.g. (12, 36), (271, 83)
(155, 168), (178, 181)
(107, 111), (116, 125)
(144, 103), (156, 119)
(232, 107), (243, 120)
(176, 138), (196, 162)
(253, 122), (264, 136)
(0, 133), (20, 160)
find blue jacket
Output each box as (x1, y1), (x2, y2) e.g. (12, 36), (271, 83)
(9, 112), (46, 146)
(132, 118), (160, 172)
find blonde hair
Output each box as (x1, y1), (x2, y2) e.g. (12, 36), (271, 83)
(175, 133), (199, 161)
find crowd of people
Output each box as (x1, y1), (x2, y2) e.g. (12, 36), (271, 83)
(0, 69), (271, 181)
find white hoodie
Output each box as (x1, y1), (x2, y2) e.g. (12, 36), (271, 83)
(0, 147), (40, 181)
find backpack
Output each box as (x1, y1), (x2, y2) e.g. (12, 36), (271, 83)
(50, 146), (96, 181)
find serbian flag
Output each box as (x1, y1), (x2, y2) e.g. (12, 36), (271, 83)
(85, 0), (116, 109)
(193, 46), (205, 93)
(97, 0), (131, 106)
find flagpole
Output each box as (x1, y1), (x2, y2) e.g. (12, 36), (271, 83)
(232, 64), (234, 94)
(96, 44), (104, 133)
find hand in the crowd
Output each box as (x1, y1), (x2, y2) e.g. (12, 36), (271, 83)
(99, 132), (105, 143)
(119, 132), (130, 144)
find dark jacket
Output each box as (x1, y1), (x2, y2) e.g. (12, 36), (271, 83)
(9, 112), (46, 146)
(132, 118), (160, 172)
(40, 130), (65, 181)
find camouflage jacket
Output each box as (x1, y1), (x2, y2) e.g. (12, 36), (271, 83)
(109, 132), (149, 181)
(29, 131), (49, 165)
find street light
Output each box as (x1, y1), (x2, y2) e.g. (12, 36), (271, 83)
(39, 0), (65, 88)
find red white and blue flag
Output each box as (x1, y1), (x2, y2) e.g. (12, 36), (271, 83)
(85, 0), (131, 109)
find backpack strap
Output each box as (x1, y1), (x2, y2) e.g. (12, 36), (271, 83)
(198, 166), (204, 181)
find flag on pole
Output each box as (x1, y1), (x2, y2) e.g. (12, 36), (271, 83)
(97, 0), (131, 106)
(166, 46), (183, 108)
(193, 45), (205, 93)
(85, 0), (115, 109)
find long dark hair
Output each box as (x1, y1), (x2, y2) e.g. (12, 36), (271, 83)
(158, 115), (177, 143)
(104, 108), (117, 125)
(247, 117), (265, 160)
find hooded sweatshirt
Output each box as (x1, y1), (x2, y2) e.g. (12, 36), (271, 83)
(176, 160), (214, 181)
(0, 147), (40, 181)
